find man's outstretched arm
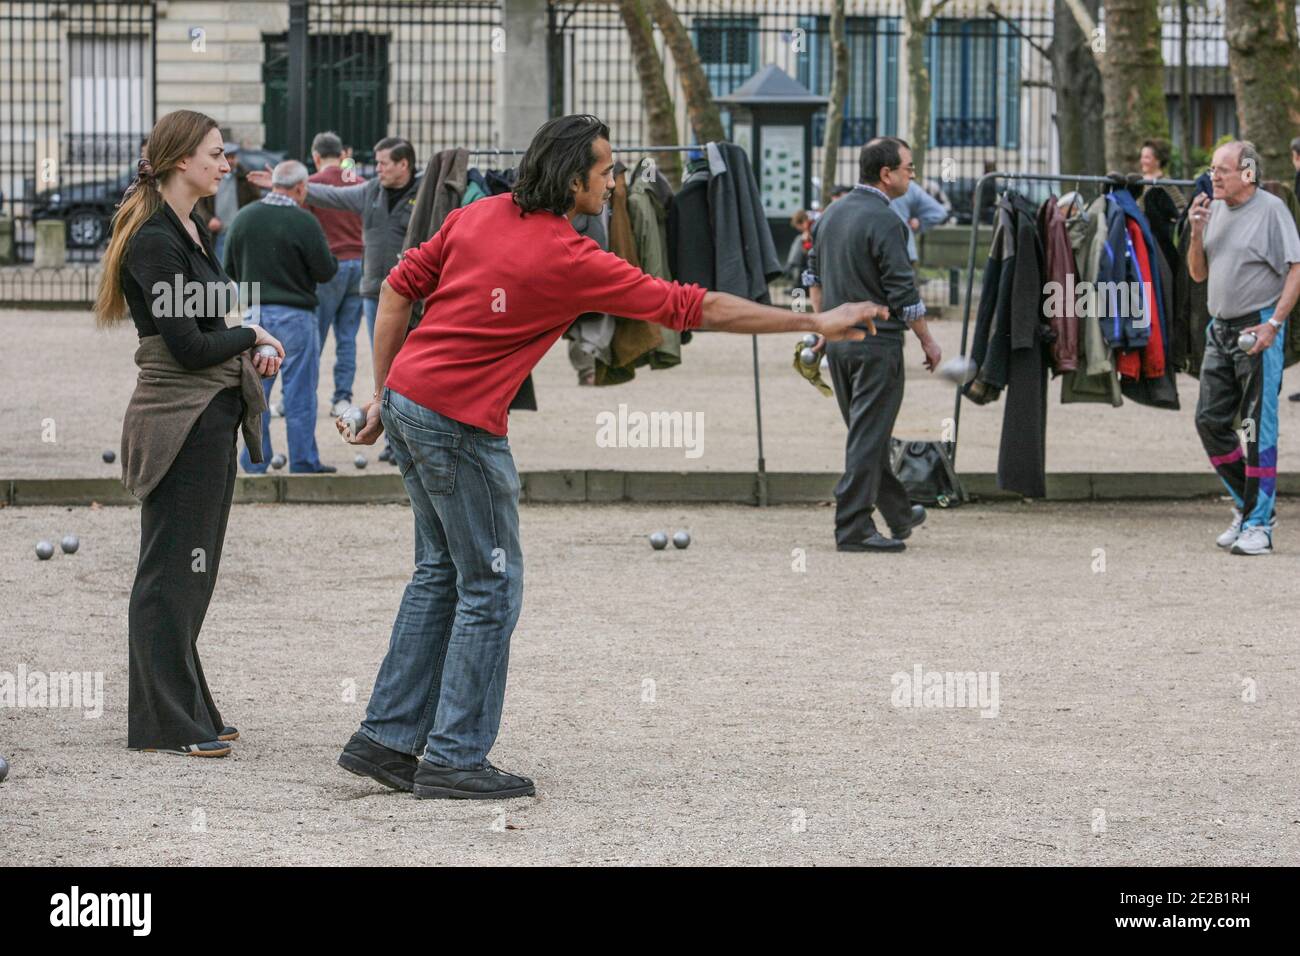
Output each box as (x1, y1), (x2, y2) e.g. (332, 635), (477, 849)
(698, 290), (883, 340)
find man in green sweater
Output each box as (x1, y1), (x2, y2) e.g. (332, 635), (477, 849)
(224, 160), (339, 473)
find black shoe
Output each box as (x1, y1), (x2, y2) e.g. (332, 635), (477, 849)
(890, 504), (927, 541)
(337, 732), (418, 792)
(294, 464), (338, 474)
(133, 740), (231, 757)
(1290, 392), (1300, 402)
(216, 725), (239, 741)
(378, 446), (395, 463)
(412, 759), (535, 800)
(838, 531), (906, 553)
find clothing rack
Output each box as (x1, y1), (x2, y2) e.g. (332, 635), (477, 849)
(951, 171), (1200, 475)
(463, 141), (773, 504)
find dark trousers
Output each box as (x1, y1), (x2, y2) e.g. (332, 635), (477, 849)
(127, 387), (243, 749)
(1195, 311), (1283, 530)
(826, 337), (911, 544)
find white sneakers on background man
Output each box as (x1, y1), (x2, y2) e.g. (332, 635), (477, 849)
(1217, 508), (1276, 555)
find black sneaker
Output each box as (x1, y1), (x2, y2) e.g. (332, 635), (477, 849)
(216, 725), (239, 741)
(412, 759), (535, 800)
(294, 464), (338, 474)
(133, 740), (231, 757)
(890, 504), (927, 541)
(378, 446), (395, 463)
(838, 531), (906, 553)
(337, 732), (418, 792)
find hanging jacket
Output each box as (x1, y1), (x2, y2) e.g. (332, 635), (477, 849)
(998, 192), (1049, 498)
(565, 208), (618, 370)
(1036, 195), (1078, 373)
(1110, 189), (1168, 362)
(591, 164), (665, 384)
(667, 158), (714, 291)
(1115, 219), (1165, 381)
(706, 142), (782, 303)
(964, 195), (1017, 404)
(1119, 238), (1179, 410)
(623, 156), (683, 369)
(1096, 195), (1150, 351)
(403, 148), (469, 252)
(1061, 195), (1123, 405)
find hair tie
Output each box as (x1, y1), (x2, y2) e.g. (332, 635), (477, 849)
(118, 157), (158, 205)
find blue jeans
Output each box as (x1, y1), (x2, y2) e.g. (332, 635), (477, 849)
(239, 304), (324, 473)
(363, 295), (378, 345)
(213, 230), (227, 266)
(316, 258), (363, 405)
(359, 387), (523, 769)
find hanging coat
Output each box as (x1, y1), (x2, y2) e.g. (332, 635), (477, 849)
(1061, 195), (1123, 405)
(626, 155), (683, 368)
(997, 193), (1049, 498)
(706, 142), (782, 303)
(964, 196), (1017, 404)
(403, 148), (469, 252)
(598, 162), (665, 383)
(1037, 195), (1078, 373)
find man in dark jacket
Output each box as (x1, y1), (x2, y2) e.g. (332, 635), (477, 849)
(806, 137), (943, 552)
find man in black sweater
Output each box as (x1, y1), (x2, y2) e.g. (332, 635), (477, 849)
(224, 160), (338, 473)
(806, 137), (943, 552)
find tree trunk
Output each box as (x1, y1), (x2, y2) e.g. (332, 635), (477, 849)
(1224, 0), (1300, 179)
(618, 0), (682, 188)
(1051, 0), (1106, 176)
(1099, 0), (1169, 172)
(645, 0), (725, 144)
(904, 0), (931, 177)
(821, 0), (848, 207)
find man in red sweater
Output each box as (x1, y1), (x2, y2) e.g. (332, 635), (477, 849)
(335, 114), (882, 800)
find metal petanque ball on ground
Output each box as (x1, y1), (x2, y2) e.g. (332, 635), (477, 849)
(354, 455), (368, 469)
(270, 453), (286, 470)
(35, 540), (54, 560)
(673, 530), (691, 549)
(649, 531), (668, 550)
(0, 755), (8, 783)
(102, 449), (116, 464)
(60, 534), (79, 555)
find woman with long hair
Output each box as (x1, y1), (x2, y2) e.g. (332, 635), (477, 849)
(95, 110), (284, 757)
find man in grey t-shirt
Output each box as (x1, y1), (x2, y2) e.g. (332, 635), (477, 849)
(1187, 140), (1300, 555)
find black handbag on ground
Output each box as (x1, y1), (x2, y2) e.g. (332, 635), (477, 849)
(890, 439), (965, 507)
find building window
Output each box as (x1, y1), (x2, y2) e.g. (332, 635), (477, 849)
(927, 19), (1019, 149)
(796, 16), (899, 147)
(68, 34), (153, 165)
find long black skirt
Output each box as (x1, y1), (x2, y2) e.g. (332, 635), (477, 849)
(127, 386), (243, 749)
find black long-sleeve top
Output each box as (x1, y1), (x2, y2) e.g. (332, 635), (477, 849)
(121, 199), (256, 370)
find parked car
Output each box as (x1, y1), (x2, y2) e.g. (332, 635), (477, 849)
(27, 147), (286, 249)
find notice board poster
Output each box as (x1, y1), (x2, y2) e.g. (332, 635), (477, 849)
(759, 125), (804, 217)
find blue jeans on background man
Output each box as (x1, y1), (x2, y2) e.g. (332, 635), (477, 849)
(316, 257), (363, 406)
(358, 387), (523, 769)
(363, 295), (379, 345)
(239, 304), (325, 474)
(213, 230), (227, 266)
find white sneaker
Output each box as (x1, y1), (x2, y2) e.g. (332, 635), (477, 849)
(269, 401), (285, 418)
(1231, 525), (1273, 556)
(330, 399), (351, 418)
(1216, 509), (1243, 548)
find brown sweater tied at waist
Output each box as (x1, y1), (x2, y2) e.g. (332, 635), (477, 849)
(120, 335), (267, 500)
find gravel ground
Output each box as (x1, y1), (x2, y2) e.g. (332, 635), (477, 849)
(2, 499), (1297, 866)
(7, 307), (1299, 479)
